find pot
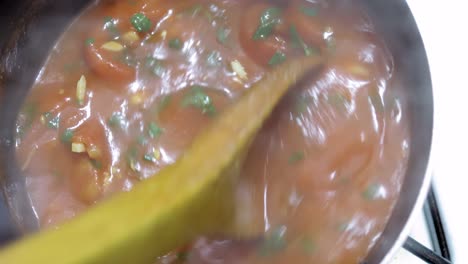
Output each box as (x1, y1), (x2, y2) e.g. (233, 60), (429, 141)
(0, 0), (433, 263)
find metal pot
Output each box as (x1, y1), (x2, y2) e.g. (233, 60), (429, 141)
(0, 0), (433, 263)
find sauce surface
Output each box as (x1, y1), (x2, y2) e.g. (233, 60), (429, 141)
(15, 0), (409, 263)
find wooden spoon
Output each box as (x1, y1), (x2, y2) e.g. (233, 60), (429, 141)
(0, 56), (323, 264)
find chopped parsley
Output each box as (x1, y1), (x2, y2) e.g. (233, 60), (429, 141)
(253, 7), (282, 40)
(182, 86), (217, 116)
(168, 38), (183, 50)
(131, 13), (152, 33)
(85, 37), (95, 46)
(60, 129), (74, 143)
(42, 112), (60, 129)
(143, 153), (156, 163)
(108, 113), (125, 129)
(148, 122), (163, 139)
(268, 51), (286, 66)
(216, 27), (230, 44)
(290, 25), (317, 56)
(289, 151), (304, 164)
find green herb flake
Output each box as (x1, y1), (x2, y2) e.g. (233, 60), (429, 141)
(131, 13), (152, 33)
(289, 151), (304, 164)
(182, 86), (217, 116)
(85, 37), (95, 46)
(60, 129), (74, 143)
(108, 113), (125, 129)
(216, 27), (230, 44)
(363, 183), (382, 201)
(148, 122), (163, 139)
(90, 159), (102, 170)
(206, 51), (222, 67)
(268, 51), (286, 66)
(42, 112), (60, 129)
(258, 226), (287, 257)
(143, 154), (156, 163)
(290, 25), (318, 56)
(300, 7), (318, 17)
(253, 7), (282, 40)
(168, 38), (183, 50)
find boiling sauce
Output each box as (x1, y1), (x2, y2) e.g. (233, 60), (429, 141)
(15, 0), (409, 263)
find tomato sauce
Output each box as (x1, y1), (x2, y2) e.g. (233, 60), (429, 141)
(15, 0), (409, 263)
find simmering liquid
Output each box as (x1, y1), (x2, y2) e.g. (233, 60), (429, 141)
(15, 0), (409, 263)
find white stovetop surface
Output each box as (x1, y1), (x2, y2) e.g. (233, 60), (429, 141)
(402, 1), (468, 263)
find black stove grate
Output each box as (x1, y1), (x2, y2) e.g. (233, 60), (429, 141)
(403, 184), (452, 264)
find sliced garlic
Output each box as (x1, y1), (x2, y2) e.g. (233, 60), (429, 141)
(348, 64), (369, 77)
(130, 92), (144, 105)
(76, 75), (86, 105)
(122, 31), (140, 45)
(154, 149), (161, 160)
(101, 41), (124, 52)
(231, 60), (247, 80)
(161, 30), (167, 40)
(71, 142), (86, 153)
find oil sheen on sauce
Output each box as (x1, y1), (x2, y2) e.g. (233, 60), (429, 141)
(15, 0), (409, 263)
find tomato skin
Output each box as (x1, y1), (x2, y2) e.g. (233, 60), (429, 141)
(84, 43), (136, 83)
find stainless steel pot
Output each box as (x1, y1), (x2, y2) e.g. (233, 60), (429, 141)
(0, 0), (433, 263)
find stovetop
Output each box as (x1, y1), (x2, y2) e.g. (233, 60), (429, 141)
(403, 0), (468, 263)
